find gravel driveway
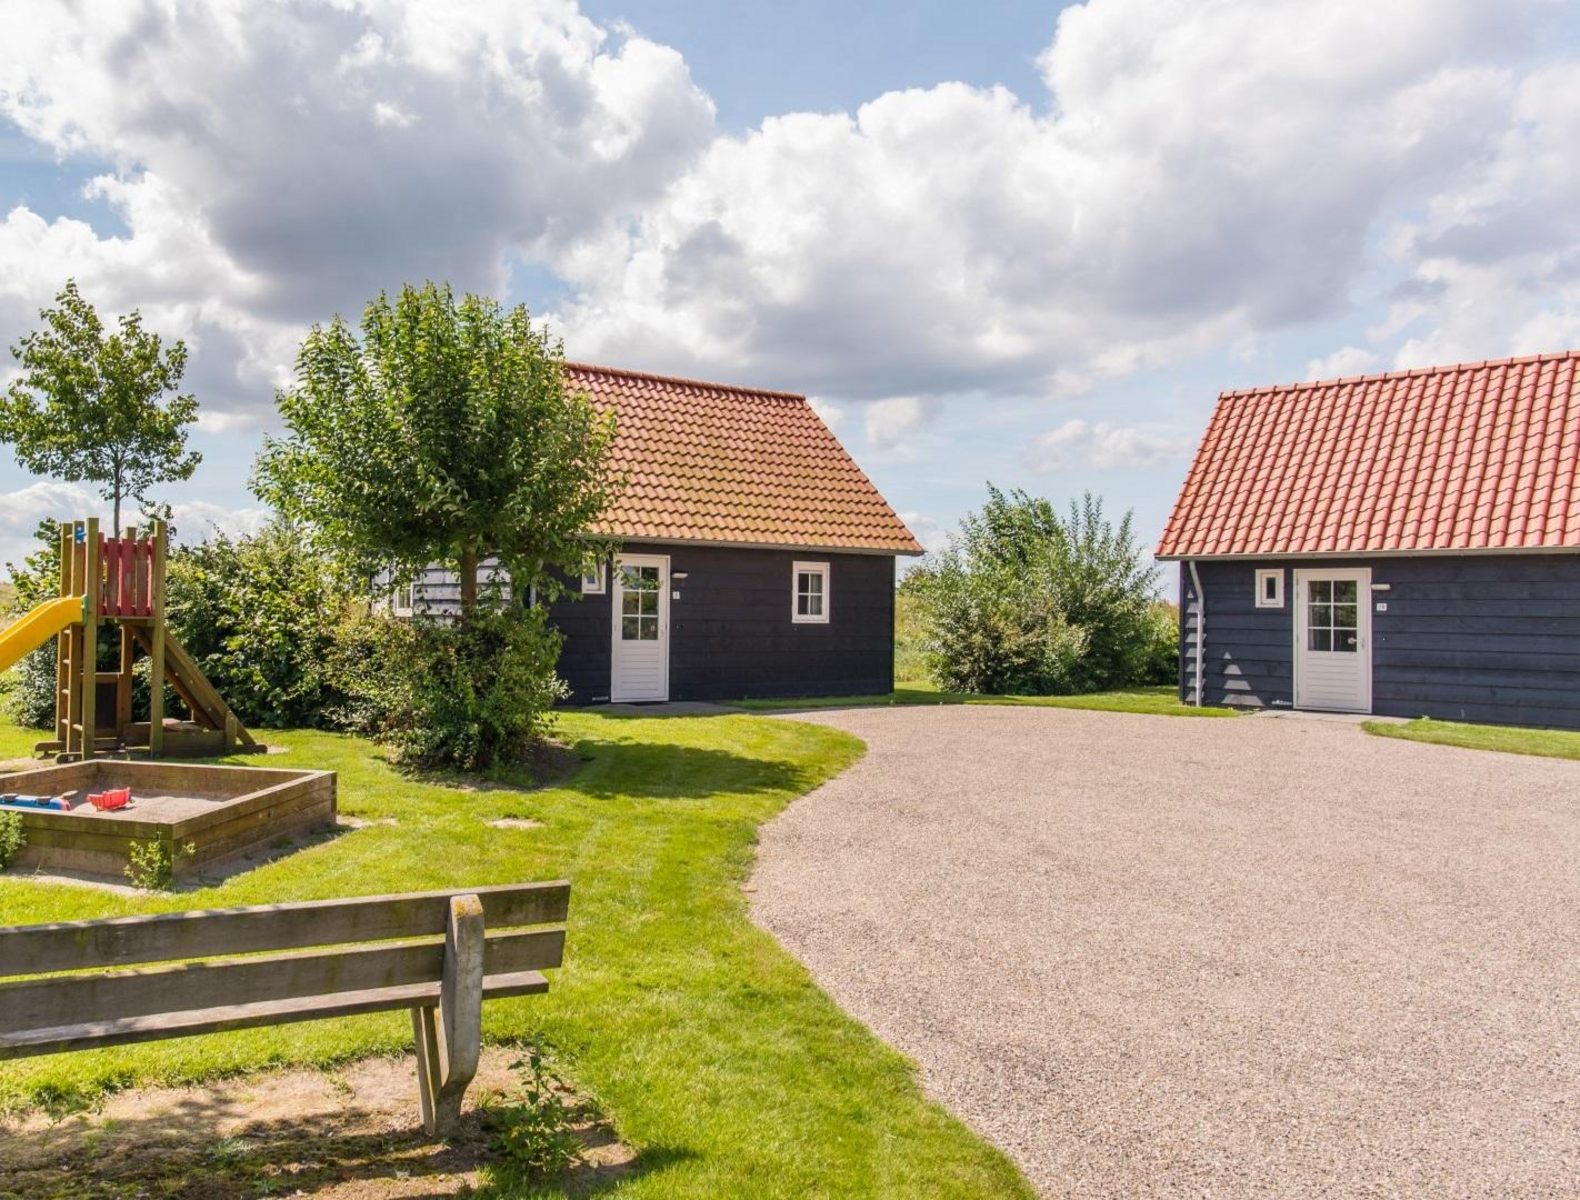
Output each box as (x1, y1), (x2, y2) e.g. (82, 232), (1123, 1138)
(750, 706), (1580, 1197)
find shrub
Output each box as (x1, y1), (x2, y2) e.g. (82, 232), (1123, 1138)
(917, 487), (1161, 695)
(894, 581), (929, 685)
(921, 557), (1090, 694)
(336, 605), (567, 772)
(1137, 601), (1181, 686)
(0, 811), (26, 870)
(2, 521), (64, 728)
(4, 518), (358, 732)
(166, 522), (356, 728)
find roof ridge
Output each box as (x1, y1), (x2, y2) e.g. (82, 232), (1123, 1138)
(563, 360), (808, 403)
(1218, 348), (1580, 400)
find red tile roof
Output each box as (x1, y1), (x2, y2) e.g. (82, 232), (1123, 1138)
(1157, 351), (1580, 559)
(563, 363), (922, 555)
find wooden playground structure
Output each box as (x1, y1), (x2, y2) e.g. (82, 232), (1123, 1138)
(30, 518), (260, 761)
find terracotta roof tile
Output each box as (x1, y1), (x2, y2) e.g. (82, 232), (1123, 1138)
(1157, 351), (1580, 558)
(563, 363), (922, 555)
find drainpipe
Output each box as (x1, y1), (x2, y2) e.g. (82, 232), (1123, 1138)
(1187, 560), (1206, 708)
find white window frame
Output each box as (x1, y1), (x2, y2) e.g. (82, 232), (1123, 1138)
(792, 561), (831, 624)
(581, 562), (606, 594)
(1254, 568), (1284, 609)
(390, 580), (415, 616)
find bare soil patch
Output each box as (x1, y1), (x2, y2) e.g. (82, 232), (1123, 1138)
(0, 1049), (634, 1199)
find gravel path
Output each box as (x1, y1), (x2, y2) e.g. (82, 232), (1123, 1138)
(750, 707), (1580, 1198)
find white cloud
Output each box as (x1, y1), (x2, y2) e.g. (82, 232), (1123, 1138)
(0, 482), (274, 579)
(863, 396), (934, 451)
(806, 395), (846, 431)
(1384, 62), (1580, 367)
(0, 0), (715, 422)
(897, 511), (949, 556)
(1026, 419), (1193, 472)
(551, 0), (1554, 400)
(0, 481), (100, 570)
(168, 501), (272, 544)
(194, 409), (267, 435)
(1305, 346), (1382, 380)
(0, 0), (1577, 459)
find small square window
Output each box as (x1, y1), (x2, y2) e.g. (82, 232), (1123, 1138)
(391, 581), (415, 616)
(581, 563), (606, 594)
(1255, 568), (1284, 609)
(792, 561), (830, 624)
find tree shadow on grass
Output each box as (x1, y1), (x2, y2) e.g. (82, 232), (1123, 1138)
(569, 742), (810, 801)
(0, 1083), (694, 1199)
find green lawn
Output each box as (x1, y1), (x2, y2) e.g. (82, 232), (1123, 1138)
(0, 717), (40, 759)
(1364, 717), (1580, 762)
(735, 680), (1235, 718)
(0, 712), (1033, 1198)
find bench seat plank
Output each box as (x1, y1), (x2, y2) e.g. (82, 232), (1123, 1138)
(0, 969), (549, 1060)
(0, 882), (571, 976)
(0, 927), (565, 1033)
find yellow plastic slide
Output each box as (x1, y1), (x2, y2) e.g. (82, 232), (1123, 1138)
(0, 596), (82, 674)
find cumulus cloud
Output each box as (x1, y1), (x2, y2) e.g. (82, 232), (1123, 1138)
(0, 0), (1577, 452)
(0, 0), (714, 420)
(168, 501), (272, 544)
(1026, 419), (1193, 472)
(863, 396), (935, 451)
(0, 480), (273, 572)
(1384, 63), (1580, 366)
(0, 481), (99, 569)
(551, 0), (1560, 399)
(1305, 346), (1382, 380)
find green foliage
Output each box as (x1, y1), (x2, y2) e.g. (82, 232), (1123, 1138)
(916, 487), (1161, 695)
(0, 811), (26, 870)
(123, 836), (194, 891)
(335, 606), (568, 771)
(480, 1049), (584, 1184)
(3, 522), (66, 728)
(4, 518), (361, 732)
(0, 280), (199, 533)
(894, 580), (929, 684)
(253, 282), (619, 612)
(1137, 601), (1182, 686)
(166, 522), (356, 728)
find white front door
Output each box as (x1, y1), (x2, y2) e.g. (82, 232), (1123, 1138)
(611, 554), (669, 702)
(1293, 568), (1372, 712)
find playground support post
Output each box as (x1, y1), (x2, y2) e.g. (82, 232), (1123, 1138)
(79, 517), (100, 759)
(148, 522), (166, 757)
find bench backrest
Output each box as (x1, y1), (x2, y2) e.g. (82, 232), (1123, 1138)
(0, 881), (568, 1035)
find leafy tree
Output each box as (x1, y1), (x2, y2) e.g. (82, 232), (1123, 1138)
(253, 282), (620, 614)
(1, 281), (200, 534)
(917, 486), (1162, 694)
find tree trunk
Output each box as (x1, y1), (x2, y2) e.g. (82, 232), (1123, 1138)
(111, 471), (122, 539)
(458, 549), (480, 616)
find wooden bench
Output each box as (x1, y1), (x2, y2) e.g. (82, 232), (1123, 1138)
(0, 881), (569, 1135)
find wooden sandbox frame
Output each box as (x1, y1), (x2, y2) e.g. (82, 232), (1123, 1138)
(0, 760), (336, 882)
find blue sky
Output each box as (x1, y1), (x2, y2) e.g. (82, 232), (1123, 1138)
(3, 0), (1579, 584)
